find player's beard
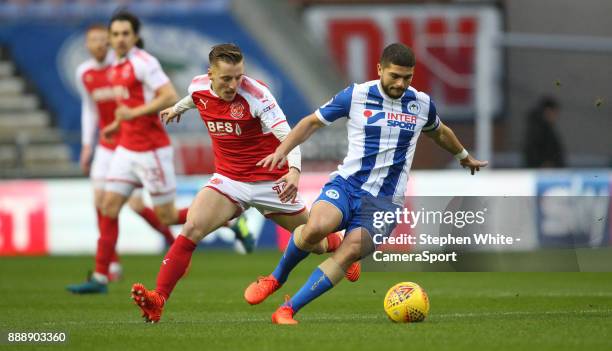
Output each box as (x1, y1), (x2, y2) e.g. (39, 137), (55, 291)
(381, 82), (404, 99)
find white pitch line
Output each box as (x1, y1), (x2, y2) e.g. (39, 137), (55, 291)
(424, 291), (612, 298)
(34, 309), (612, 326)
(433, 309), (612, 319)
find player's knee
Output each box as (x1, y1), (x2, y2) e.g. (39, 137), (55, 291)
(101, 196), (121, 218)
(127, 196), (144, 213)
(302, 222), (329, 242)
(181, 219), (206, 242)
(294, 224), (325, 252)
(94, 198), (103, 210)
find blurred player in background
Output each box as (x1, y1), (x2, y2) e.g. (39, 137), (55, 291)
(72, 24), (177, 285)
(129, 43), (358, 323)
(67, 11), (190, 294)
(255, 43), (488, 324)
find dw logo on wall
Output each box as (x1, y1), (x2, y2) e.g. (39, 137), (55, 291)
(305, 5), (502, 120)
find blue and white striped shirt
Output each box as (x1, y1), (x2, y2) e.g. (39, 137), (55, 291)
(315, 80), (441, 200)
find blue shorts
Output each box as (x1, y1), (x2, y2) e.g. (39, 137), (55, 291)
(314, 176), (400, 237)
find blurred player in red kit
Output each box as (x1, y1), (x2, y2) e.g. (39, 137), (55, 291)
(70, 24), (178, 286)
(67, 12), (190, 294)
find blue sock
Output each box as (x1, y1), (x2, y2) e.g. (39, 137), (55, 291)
(271, 235), (309, 284)
(285, 267), (333, 313)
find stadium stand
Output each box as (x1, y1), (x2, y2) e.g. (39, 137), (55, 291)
(0, 45), (74, 177)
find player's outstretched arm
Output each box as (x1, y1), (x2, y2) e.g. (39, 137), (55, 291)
(424, 122), (488, 175)
(258, 113), (325, 171)
(160, 95), (196, 125)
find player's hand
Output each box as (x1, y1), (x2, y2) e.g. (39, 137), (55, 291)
(460, 155), (488, 175)
(160, 107), (181, 125)
(257, 148), (287, 171)
(79, 144), (92, 175)
(276, 167), (300, 203)
(101, 120), (120, 143)
(115, 105), (135, 121)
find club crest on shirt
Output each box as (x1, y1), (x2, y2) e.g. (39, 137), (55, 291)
(230, 102), (245, 119)
(407, 101), (421, 115)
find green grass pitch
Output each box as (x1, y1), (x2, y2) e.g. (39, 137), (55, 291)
(1, 251), (611, 350)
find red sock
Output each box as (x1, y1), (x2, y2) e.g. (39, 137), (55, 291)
(137, 207), (175, 245)
(97, 209), (120, 263)
(95, 215), (119, 276)
(326, 232), (342, 252)
(177, 208), (188, 224)
(155, 235), (196, 300)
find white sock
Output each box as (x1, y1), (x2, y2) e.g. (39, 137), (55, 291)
(92, 272), (109, 284)
(109, 262), (122, 275)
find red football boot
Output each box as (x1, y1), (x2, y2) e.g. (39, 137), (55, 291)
(244, 275), (281, 305)
(271, 296), (298, 325)
(131, 283), (165, 323)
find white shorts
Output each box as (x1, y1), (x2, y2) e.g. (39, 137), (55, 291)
(205, 173), (306, 218)
(90, 145), (115, 190)
(105, 145), (176, 205)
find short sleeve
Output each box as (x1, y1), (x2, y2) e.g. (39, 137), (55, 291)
(135, 55), (170, 91)
(315, 84), (354, 125)
(423, 98), (441, 132)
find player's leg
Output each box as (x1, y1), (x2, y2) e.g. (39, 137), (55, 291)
(136, 146), (188, 227)
(152, 201), (188, 227)
(244, 178), (350, 305)
(270, 203), (342, 281)
(270, 211), (343, 254)
(156, 188), (239, 298)
(94, 188), (122, 281)
(67, 147), (135, 294)
(90, 146), (122, 280)
(272, 227), (371, 324)
(127, 191), (175, 245)
(66, 189), (131, 294)
(131, 187), (240, 322)
(96, 190), (130, 279)
(94, 147), (137, 285)
(244, 202), (343, 305)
